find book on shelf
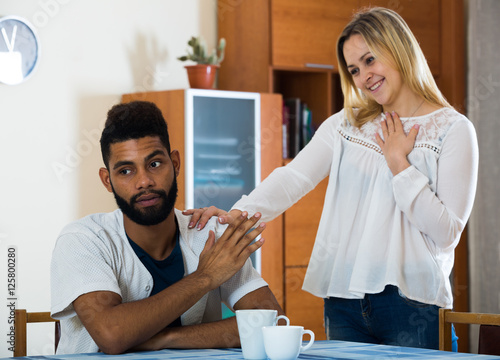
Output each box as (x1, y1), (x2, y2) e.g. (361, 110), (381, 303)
(301, 104), (313, 150)
(283, 98), (315, 158)
(284, 98), (301, 157)
(282, 102), (290, 159)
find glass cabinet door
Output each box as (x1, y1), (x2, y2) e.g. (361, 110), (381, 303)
(185, 89), (261, 213)
(185, 90), (261, 318)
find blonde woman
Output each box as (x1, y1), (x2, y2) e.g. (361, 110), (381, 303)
(185, 7), (477, 349)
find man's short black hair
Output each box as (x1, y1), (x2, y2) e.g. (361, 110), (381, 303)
(100, 101), (171, 168)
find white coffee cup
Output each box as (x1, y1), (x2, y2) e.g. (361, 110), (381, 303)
(236, 309), (290, 360)
(262, 325), (315, 360)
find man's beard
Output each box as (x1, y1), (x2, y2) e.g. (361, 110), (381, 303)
(111, 178), (178, 226)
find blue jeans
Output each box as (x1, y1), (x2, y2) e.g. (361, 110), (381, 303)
(324, 285), (458, 350)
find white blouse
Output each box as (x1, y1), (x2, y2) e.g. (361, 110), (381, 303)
(233, 107), (478, 308)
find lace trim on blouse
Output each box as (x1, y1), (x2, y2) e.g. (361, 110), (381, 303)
(338, 108), (456, 155)
(338, 128), (382, 154)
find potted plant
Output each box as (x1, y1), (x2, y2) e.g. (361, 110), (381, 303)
(178, 36), (226, 89)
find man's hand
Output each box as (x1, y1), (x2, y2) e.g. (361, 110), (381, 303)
(195, 211), (265, 290)
(183, 207), (242, 230)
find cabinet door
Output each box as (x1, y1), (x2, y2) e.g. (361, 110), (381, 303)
(358, 0), (441, 75)
(185, 90), (261, 213)
(271, 0), (358, 69)
(285, 267), (326, 340)
(284, 176), (329, 266)
(284, 176), (329, 340)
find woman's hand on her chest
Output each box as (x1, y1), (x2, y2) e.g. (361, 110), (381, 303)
(375, 111), (420, 176)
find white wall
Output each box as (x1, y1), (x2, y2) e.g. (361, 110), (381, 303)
(0, 0), (217, 356)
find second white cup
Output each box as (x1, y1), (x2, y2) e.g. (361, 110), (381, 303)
(236, 309), (289, 360)
(262, 325), (315, 360)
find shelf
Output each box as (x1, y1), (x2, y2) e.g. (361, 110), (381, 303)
(271, 65), (337, 73)
(193, 137), (239, 146)
(273, 70), (334, 127)
(196, 153), (242, 160)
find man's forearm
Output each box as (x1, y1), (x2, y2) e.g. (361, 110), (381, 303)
(133, 318), (241, 351)
(74, 271), (214, 354)
(133, 286), (283, 352)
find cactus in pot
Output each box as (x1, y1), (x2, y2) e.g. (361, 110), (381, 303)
(178, 36), (225, 89)
(178, 36), (226, 65)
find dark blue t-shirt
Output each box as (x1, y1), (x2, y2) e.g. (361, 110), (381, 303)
(127, 226), (184, 327)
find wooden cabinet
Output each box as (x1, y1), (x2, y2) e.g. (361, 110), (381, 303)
(283, 174), (329, 338)
(285, 267), (325, 337)
(284, 174), (328, 267)
(218, 0), (468, 347)
(218, 0), (464, 118)
(271, 0), (357, 69)
(272, 0), (439, 72)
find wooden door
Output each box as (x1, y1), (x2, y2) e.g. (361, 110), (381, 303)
(271, 0), (358, 69)
(283, 175), (329, 339)
(358, 0), (441, 75)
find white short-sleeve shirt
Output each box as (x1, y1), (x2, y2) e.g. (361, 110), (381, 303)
(51, 209), (267, 354)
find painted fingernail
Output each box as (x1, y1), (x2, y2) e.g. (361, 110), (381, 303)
(188, 222), (194, 228)
(197, 224), (202, 230)
(218, 217), (225, 223)
(254, 212), (261, 218)
(259, 222), (266, 228)
(391, 111), (395, 116)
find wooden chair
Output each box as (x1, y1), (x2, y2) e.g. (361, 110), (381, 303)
(439, 308), (500, 354)
(478, 325), (500, 355)
(14, 309), (60, 357)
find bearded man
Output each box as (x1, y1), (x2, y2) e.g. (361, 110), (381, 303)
(50, 101), (283, 355)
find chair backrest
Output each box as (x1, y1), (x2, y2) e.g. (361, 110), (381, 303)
(439, 308), (500, 354)
(14, 309), (60, 357)
(478, 325), (500, 355)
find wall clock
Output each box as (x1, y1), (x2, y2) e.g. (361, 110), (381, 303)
(0, 16), (40, 85)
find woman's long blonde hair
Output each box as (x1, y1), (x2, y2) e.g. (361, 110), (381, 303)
(337, 7), (451, 127)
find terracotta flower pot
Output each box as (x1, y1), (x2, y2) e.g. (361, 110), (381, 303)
(184, 64), (219, 89)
